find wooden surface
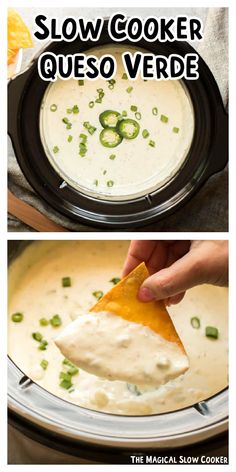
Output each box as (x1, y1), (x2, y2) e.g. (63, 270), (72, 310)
(8, 190), (69, 232)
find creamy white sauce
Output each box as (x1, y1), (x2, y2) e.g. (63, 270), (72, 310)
(8, 241), (228, 416)
(55, 311), (189, 386)
(40, 45), (194, 200)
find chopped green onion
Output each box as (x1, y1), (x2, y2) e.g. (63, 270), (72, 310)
(107, 180), (114, 187)
(160, 114), (169, 123)
(103, 170), (107, 175)
(110, 277), (121, 285)
(40, 359), (48, 370)
(78, 80), (84, 86)
(205, 326), (219, 339)
(109, 154), (116, 160)
(173, 127), (180, 133)
(32, 332), (43, 342)
(53, 146), (59, 154)
(38, 340), (48, 351)
(191, 317), (200, 329)
(39, 318), (49, 326)
(130, 105), (138, 112)
(97, 88), (104, 93)
(83, 121), (97, 135)
(122, 73), (128, 80)
(122, 110), (127, 117)
(79, 133), (87, 143)
(72, 105), (79, 114)
(66, 108), (72, 114)
(62, 277), (71, 287)
(67, 366), (79, 376)
(94, 179), (98, 186)
(149, 140), (155, 147)
(126, 86), (133, 94)
(60, 378), (72, 390)
(50, 104), (57, 112)
(11, 312), (24, 322)
(152, 107), (158, 116)
(66, 123), (72, 130)
(62, 117), (69, 124)
(95, 97), (102, 104)
(135, 112), (141, 120)
(50, 314), (62, 327)
(142, 129), (149, 139)
(108, 79), (116, 85)
(67, 135), (73, 143)
(89, 101), (95, 108)
(62, 358), (72, 366)
(108, 84), (114, 90)
(92, 291), (104, 300)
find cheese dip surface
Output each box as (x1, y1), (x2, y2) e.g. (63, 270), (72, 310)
(39, 45), (194, 200)
(8, 241), (228, 416)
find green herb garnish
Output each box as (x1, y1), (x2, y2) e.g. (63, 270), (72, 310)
(142, 129), (149, 139)
(94, 179), (98, 186)
(72, 105), (79, 114)
(67, 135), (73, 143)
(107, 180), (114, 187)
(32, 332), (43, 342)
(93, 291), (104, 300)
(110, 277), (121, 285)
(126, 86), (133, 94)
(135, 112), (141, 120)
(149, 140), (155, 147)
(89, 101), (95, 108)
(152, 107), (158, 116)
(130, 105), (137, 112)
(109, 154), (116, 160)
(205, 326), (219, 339)
(50, 104), (57, 112)
(160, 114), (168, 123)
(50, 314), (62, 327)
(40, 359), (48, 370)
(173, 127), (180, 133)
(78, 80), (84, 86)
(11, 312), (24, 322)
(122, 73), (128, 80)
(83, 121), (97, 135)
(53, 146), (59, 154)
(39, 318), (49, 326)
(38, 340), (48, 351)
(191, 317), (200, 329)
(62, 276), (71, 287)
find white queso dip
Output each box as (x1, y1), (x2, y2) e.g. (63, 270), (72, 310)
(8, 241), (228, 416)
(40, 46), (194, 200)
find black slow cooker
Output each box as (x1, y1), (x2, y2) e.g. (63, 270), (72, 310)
(8, 241), (228, 464)
(8, 19), (228, 229)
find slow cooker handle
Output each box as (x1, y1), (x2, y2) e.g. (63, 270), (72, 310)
(8, 68), (33, 144)
(205, 110), (228, 178)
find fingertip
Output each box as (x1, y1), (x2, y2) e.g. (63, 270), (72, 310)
(138, 287), (155, 302)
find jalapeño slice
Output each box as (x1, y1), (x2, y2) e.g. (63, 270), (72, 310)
(99, 110), (120, 129)
(99, 128), (123, 148)
(117, 119), (140, 140)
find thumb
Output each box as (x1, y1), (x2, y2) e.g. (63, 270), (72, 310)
(138, 251), (205, 302)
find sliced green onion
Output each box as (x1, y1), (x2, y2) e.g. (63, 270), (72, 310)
(97, 88), (104, 93)
(62, 358), (72, 366)
(67, 135), (73, 143)
(62, 117), (69, 124)
(130, 105), (138, 112)
(11, 312), (24, 322)
(109, 154), (116, 160)
(50, 104), (57, 112)
(126, 86), (133, 94)
(107, 180), (114, 187)
(103, 170), (107, 175)
(108, 84), (114, 90)
(93, 291), (104, 300)
(142, 129), (149, 139)
(62, 276), (71, 287)
(60, 375), (73, 390)
(67, 366), (79, 376)
(50, 314), (62, 327)
(160, 114), (168, 123)
(39, 318), (49, 326)
(94, 179), (98, 186)
(66, 123), (72, 130)
(40, 359), (48, 370)
(135, 112), (141, 120)
(191, 317), (200, 329)
(108, 79), (116, 85)
(53, 146), (59, 154)
(205, 326), (219, 339)
(95, 97), (102, 104)
(38, 340), (48, 351)
(149, 140), (155, 147)
(79, 133), (87, 143)
(72, 105), (79, 114)
(78, 80), (84, 86)
(32, 332), (43, 342)
(122, 110), (127, 117)
(173, 127), (180, 133)
(83, 121), (97, 135)
(66, 108), (72, 114)
(152, 107), (158, 116)
(122, 73), (128, 80)
(110, 277), (121, 285)
(89, 101), (95, 108)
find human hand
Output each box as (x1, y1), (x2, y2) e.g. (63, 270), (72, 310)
(122, 240), (228, 306)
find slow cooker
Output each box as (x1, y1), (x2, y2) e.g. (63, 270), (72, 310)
(8, 241), (228, 464)
(8, 19), (228, 229)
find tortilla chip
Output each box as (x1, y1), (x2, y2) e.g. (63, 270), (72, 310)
(91, 262), (185, 352)
(8, 8), (33, 51)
